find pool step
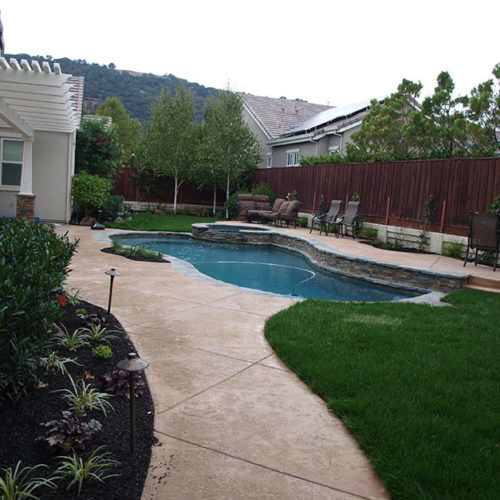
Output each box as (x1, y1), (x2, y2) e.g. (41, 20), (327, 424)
(465, 274), (500, 293)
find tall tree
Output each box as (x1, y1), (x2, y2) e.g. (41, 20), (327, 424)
(75, 118), (123, 179)
(464, 63), (500, 156)
(351, 79), (422, 161)
(406, 71), (468, 158)
(139, 85), (197, 213)
(197, 90), (261, 218)
(96, 97), (143, 166)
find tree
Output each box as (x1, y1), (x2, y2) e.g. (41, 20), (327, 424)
(139, 85), (197, 214)
(75, 118), (123, 179)
(96, 97), (143, 165)
(406, 71), (468, 158)
(197, 90), (261, 218)
(464, 63), (500, 156)
(351, 79), (422, 161)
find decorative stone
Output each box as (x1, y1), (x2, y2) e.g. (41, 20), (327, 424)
(16, 194), (36, 223)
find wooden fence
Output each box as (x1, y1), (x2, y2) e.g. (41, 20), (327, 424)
(112, 158), (500, 235)
(254, 158), (500, 235)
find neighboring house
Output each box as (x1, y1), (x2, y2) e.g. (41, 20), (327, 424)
(243, 93), (379, 168)
(0, 57), (83, 222)
(242, 94), (331, 168)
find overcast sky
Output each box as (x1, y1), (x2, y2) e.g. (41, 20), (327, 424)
(1, 0), (499, 107)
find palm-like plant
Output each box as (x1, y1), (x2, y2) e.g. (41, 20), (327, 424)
(0, 461), (57, 500)
(55, 446), (119, 496)
(56, 374), (114, 417)
(76, 325), (118, 344)
(53, 324), (92, 351)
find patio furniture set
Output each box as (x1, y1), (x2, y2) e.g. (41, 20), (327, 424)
(236, 194), (359, 237)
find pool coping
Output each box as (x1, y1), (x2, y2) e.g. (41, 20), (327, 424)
(97, 229), (452, 305)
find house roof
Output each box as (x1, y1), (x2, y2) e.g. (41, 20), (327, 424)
(283, 98), (377, 136)
(0, 57), (81, 139)
(242, 93), (332, 140)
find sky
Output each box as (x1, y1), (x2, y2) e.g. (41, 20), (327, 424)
(1, 0), (499, 107)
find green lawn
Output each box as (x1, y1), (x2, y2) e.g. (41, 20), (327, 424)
(264, 289), (500, 499)
(105, 212), (218, 232)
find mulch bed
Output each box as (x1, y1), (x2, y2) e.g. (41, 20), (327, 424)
(0, 301), (155, 499)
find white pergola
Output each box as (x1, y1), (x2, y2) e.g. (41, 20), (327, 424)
(0, 57), (78, 196)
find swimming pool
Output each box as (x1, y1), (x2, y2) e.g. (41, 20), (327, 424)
(114, 234), (419, 302)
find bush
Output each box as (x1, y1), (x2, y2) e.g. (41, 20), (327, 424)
(0, 219), (78, 403)
(226, 190), (246, 219)
(488, 194), (500, 215)
(72, 172), (112, 217)
(251, 181), (276, 205)
(297, 216), (308, 228)
(92, 345), (113, 359)
(100, 194), (124, 222)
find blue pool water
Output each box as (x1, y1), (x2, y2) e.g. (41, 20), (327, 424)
(116, 236), (418, 302)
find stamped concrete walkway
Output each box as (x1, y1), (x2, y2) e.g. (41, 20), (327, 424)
(57, 223), (499, 500)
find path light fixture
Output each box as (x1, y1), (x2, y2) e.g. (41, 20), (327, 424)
(117, 353), (150, 453)
(105, 268), (120, 315)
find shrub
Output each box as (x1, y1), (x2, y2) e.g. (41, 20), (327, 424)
(92, 345), (113, 359)
(100, 194), (124, 222)
(226, 190), (246, 219)
(251, 181), (276, 205)
(38, 410), (102, 453)
(71, 172), (112, 218)
(0, 219), (78, 403)
(359, 227), (378, 241)
(442, 241), (464, 259)
(297, 216), (308, 228)
(488, 194), (500, 215)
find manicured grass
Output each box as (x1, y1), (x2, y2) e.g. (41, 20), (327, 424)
(105, 212), (218, 232)
(264, 289), (500, 499)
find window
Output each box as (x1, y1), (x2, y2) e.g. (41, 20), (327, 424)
(1, 139), (23, 186)
(266, 154), (272, 168)
(286, 149), (301, 167)
(328, 145), (340, 155)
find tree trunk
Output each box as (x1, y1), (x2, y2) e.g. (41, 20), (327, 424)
(212, 188), (217, 216)
(173, 177), (178, 214)
(225, 174), (230, 219)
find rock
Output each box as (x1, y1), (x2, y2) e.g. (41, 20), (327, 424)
(80, 216), (97, 226)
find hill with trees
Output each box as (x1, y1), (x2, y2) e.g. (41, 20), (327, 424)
(4, 53), (220, 126)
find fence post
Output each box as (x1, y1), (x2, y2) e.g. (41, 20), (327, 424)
(385, 196), (391, 226)
(440, 200), (447, 233)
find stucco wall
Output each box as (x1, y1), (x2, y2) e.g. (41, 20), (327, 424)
(32, 130), (74, 222)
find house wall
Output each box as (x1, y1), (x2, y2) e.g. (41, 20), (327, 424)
(32, 130), (74, 222)
(242, 107), (271, 169)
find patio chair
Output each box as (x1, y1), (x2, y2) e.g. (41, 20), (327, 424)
(463, 211), (500, 271)
(310, 200), (342, 236)
(339, 201), (360, 238)
(246, 195), (271, 222)
(256, 198), (285, 221)
(263, 200), (301, 227)
(237, 194), (255, 219)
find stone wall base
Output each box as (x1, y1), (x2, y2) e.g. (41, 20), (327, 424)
(16, 194), (36, 223)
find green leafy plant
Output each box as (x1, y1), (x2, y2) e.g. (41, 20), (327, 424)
(359, 227), (378, 241)
(78, 324), (118, 344)
(297, 216), (308, 228)
(110, 239), (163, 261)
(55, 446), (119, 496)
(0, 461), (57, 500)
(71, 171), (112, 218)
(418, 194), (435, 252)
(54, 324), (92, 351)
(38, 410), (102, 453)
(39, 351), (77, 377)
(251, 181), (276, 205)
(56, 374), (114, 417)
(488, 194), (500, 215)
(75, 308), (87, 315)
(0, 219), (77, 403)
(65, 289), (82, 307)
(441, 240), (464, 259)
(92, 345), (113, 359)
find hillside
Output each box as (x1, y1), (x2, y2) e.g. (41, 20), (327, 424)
(4, 53), (220, 125)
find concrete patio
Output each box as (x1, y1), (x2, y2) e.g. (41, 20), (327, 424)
(57, 223), (499, 500)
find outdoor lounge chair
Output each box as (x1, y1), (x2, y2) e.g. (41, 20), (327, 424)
(246, 195), (272, 221)
(255, 197), (285, 221)
(310, 200), (342, 236)
(339, 201), (360, 238)
(237, 194), (255, 219)
(463, 211), (500, 271)
(262, 200), (301, 227)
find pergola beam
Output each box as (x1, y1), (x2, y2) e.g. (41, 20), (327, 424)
(0, 98), (33, 139)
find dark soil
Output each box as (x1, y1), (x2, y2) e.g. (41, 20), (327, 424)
(100, 247), (167, 262)
(0, 301), (155, 499)
(359, 239), (431, 254)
